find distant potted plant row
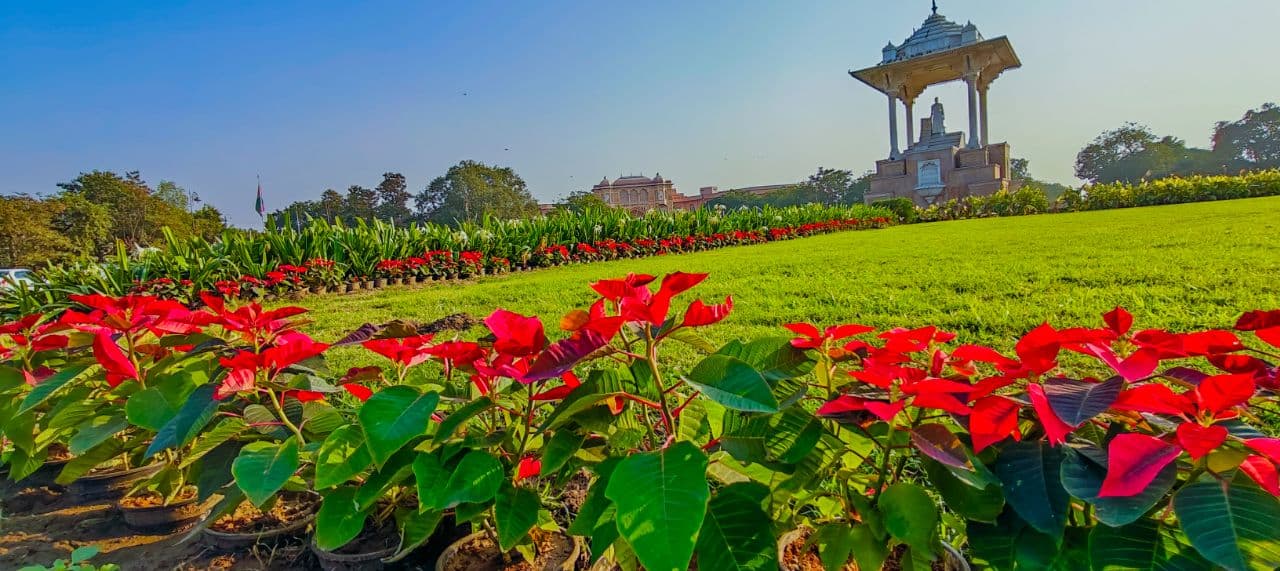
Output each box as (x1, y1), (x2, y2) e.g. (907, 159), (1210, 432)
(2, 271), (1279, 569)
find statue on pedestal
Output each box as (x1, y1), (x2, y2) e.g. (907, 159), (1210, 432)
(930, 97), (945, 135)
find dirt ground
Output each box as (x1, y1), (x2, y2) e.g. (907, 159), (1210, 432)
(0, 481), (451, 570)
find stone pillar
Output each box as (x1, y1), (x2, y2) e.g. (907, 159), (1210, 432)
(887, 90), (901, 159)
(978, 83), (990, 147)
(964, 72), (981, 149)
(904, 96), (915, 149)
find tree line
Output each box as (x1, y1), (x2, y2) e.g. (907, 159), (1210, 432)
(269, 160), (540, 228)
(1075, 102), (1279, 184)
(0, 171), (227, 268)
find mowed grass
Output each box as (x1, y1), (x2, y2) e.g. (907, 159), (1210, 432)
(291, 197), (1280, 372)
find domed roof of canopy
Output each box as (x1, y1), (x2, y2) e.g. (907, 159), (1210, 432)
(881, 3), (983, 64)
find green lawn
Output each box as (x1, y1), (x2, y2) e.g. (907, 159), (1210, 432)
(292, 197), (1280, 372)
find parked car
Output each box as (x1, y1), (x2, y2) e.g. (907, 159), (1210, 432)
(0, 269), (36, 289)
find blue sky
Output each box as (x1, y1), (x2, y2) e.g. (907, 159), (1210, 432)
(3, 0), (1278, 227)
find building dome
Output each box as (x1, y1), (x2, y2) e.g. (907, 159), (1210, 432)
(880, 8), (982, 63)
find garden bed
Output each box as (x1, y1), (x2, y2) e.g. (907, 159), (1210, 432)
(2, 200), (1280, 569)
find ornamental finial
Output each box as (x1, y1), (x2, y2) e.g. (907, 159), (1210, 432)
(932, 0), (938, 15)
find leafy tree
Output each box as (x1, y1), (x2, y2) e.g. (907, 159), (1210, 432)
(417, 160), (539, 224)
(1010, 158), (1030, 180)
(319, 189), (346, 223)
(344, 185), (378, 224)
(374, 172), (412, 223)
(554, 190), (613, 214)
(50, 194), (112, 257)
(796, 168), (871, 205)
(153, 180), (190, 211)
(1213, 102), (1280, 169)
(267, 201), (319, 230)
(0, 195), (72, 267)
(1075, 123), (1158, 183)
(766, 185), (828, 207)
(1075, 124), (1226, 184)
(192, 205), (227, 241)
(57, 170), (153, 245)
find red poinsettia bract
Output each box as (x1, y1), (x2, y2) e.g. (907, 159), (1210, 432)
(216, 332), (330, 400)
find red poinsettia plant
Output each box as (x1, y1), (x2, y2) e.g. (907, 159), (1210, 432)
(2, 271), (1279, 570)
(788, 305), (1280, 570)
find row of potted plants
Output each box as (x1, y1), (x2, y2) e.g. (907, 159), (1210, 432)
(2, 272), (1279, 569)
(113, 220), (886, 306)
(1, 204), (893, 321)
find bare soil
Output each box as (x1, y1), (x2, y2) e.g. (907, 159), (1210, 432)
(0, 481), (462, 569)
(418, 313), (479, 334)
(781, 528), (856, 571)
(442, 529), (576, 571)
(780, 529), (948, 571)
(119, 489), (198, 509)
(0, 480), (311, 569)
(208, 492), (317, 535)
(551, 471), (591, 527)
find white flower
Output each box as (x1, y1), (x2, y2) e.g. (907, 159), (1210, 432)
(594, 225), (603, 235)
(456, 231), (469, 244)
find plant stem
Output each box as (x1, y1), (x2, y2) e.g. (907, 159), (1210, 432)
(517, 384), (534, 457)
(873, 422), (896, 500)
(267, 388), (307, 444)
(644, 329), (676, 447)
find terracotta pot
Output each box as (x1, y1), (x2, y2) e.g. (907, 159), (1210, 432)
(776, 528), (970, 571)
(120, 494), (218, 531)
(362, 281), (374, 290)
(309, 534), (398, 571)
(201, 492), (320, 550)
(435, 531), (581, 571)
(374, 278), (387, 288)
(391, 277), (404, 286)
(68, 464), (161, 502)
(310, 285), (328, 295)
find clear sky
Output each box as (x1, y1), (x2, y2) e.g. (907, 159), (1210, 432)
(3, 0), (1278, 227)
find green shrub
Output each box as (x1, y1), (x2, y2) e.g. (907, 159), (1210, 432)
(873, 197), (918, 223)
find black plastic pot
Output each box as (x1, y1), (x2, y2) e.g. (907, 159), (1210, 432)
(120, 494), (217, 531)
(67, 464), (161, 502)
(436, 531), (581, 571)
(13, 459), (70, 489)
(201, 492), (320, 550)
(310, 535), (398, 571)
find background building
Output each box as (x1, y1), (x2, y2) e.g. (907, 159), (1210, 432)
(590, 174), (680, 214)
(587, 175), (794, 213)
